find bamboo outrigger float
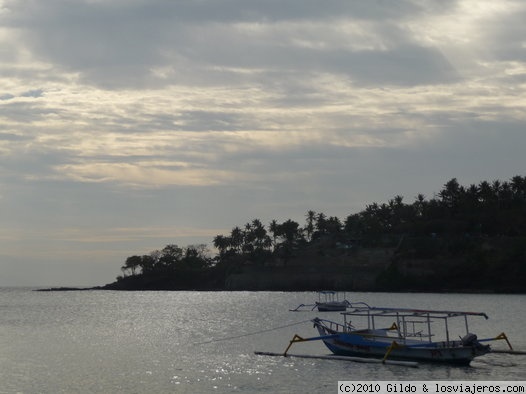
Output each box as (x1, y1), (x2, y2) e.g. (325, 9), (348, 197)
(283, 303), (515, 365)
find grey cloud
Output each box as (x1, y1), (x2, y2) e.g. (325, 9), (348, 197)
(0, 90), (44, 102)
(1, 144), (76, 175)
(175, 110), (248, 132)
(235, 44), (458, 86)
(0, 101), (60, 123)
(0, 93), (15, 101)
(21, 89), (44, 98)
(9, 0), (431, 26)
(220, 118), (526, 214)
(0, 133), (29, 141)
(473, 4), (526, 62)
(5, 0), (462, 89)
(493, 33), (526, 63)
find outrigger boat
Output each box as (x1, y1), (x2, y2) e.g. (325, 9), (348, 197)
(290, 291), (351, 312)
(284, 303), (513, 365)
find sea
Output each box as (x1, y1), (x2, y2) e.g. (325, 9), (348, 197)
(1, 288), (525, 393)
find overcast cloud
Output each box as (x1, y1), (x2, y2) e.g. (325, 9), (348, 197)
(1, 0), (525, 286)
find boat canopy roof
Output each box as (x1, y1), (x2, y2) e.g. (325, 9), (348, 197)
(343, 305), (489, 320)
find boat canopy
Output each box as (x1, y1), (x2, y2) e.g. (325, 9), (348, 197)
(340, 304), (490, 345)
(343, 305), (489, 320)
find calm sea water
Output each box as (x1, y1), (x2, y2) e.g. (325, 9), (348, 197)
(1, 289), (525, 393)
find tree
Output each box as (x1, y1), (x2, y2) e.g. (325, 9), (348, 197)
(305, 210), (316, 241)
(511, 175), (526, 202)
(159, 244), (183, 268)
(230, 226), (244, 253)
(344, 213), (363, 237)
(463, 184), (480, 208)
(213, 234), (230, 255)
(122, 255), (142, 276)
(439, 178), (461, 211)
(479, 180), (494, 207)
(269, 219), (279, 249)
(276, 219), (301, 244)
(242, 222), (255, 253)
(325, 216), (342, 237)
(361, 202), (385, 236)
(251, 219), (271, 251)
(182, 244), (211, 270)
(413, 194), (426, 218)
(315, 212), (327, 235)
(139, 254), (156, 273)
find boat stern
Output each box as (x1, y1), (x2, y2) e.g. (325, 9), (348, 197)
(461, 333), (492, 357)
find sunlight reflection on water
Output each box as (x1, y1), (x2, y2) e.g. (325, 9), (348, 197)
(1, 289), (525, 393)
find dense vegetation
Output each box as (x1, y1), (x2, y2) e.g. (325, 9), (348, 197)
(108, 175), (526, 292)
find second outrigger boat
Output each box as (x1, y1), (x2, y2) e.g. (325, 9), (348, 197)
(284, 303), (513, 365)
(290, 291), (351, 312)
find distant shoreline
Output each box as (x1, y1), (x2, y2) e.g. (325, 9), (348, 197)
(35, 286), (108, 292)
(34, 285), (520, 294)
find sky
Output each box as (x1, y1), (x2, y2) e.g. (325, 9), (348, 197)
(1, 0), (525, 286)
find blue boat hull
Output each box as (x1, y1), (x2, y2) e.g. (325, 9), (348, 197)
(315, 324), (489, 365)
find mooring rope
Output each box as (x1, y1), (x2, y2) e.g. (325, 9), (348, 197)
(194, 319), (312, 345)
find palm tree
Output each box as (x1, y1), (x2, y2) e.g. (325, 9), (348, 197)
(243, 222), (255, 253)
(344, 213), (362, 237)
(305, 210), (316, 241)
(251, 219), (270, 251)
(230, 226), (244, 253)
(492, 180), (503, 210)
(269, 219), (279, 249)
(315, 212), (327, 235)
(413, 194), (426, 217)
(499, 181), (513, 209)
(326, 216), (342, 236)
(439, 178), (461, 210)
(478, 180), (493, 207)
(511, 175), (526, 197)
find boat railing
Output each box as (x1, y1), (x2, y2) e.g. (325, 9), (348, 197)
(313, 318), (352, 333)
(401, 320), (434, 340)
(404, 331), (434, 339)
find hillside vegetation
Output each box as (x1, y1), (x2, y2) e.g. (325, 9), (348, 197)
(105, 176), (526, 293)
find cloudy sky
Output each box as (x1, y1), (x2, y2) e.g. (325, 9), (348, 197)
(1, 0), (525, 286)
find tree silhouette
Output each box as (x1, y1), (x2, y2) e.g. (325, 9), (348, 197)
(305, 210), (316, 241)
(115, 174), (526, 292)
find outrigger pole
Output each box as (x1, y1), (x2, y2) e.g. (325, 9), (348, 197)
(283, 334), (339, 356)
(485, 332), (526, 355)
(260, 333), (419, 368)
(254, 351), (419, 367)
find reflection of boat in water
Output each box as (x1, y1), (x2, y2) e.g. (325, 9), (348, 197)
(290, 291), (351, 312)
(285, 303), (514, 365)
